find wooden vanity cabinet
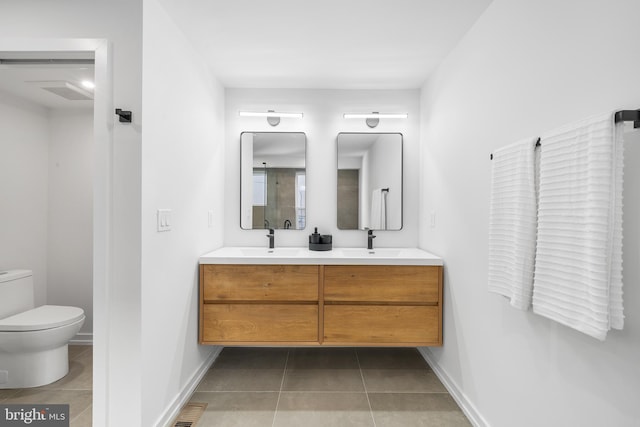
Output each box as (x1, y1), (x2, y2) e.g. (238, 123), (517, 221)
(199, 264), (443, 346)
(199, 265), (319, 344)
(323, 266), (442, 346)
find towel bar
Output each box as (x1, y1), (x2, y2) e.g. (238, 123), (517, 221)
(490, 138), (540, 160)
(614, 109), (640, 128)
(490, 108), (639, 160)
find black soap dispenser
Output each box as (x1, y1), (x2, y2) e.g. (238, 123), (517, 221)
(309, 227), (321, 244)
(309, 227), (332, 251)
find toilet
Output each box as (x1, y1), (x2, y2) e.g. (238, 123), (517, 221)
(0, 270), (85, 389)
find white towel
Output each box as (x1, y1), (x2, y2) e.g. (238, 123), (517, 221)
(488, 137), (539, 310)
(532, 112), (624, 340)
(370, 188), (387, 230)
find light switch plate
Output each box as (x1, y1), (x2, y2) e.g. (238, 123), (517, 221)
(208, 210), (214, 228)
(157, 209), (172, 232)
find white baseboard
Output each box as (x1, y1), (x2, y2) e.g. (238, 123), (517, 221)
(70, 332), (93, 345)
(156, 346), (223, 427)
(418, 347), (490, 427)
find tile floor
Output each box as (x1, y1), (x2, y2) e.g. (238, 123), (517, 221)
(189, 347), (471, 427)
(0, 345), (93, 426)
(0, 346), (471, 426)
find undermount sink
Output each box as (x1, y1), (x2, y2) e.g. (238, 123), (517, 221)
(339, 248), (403, 257)
(239, 248), (301, 256)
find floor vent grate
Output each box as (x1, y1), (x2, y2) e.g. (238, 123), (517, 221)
(173, 402), (207, 427)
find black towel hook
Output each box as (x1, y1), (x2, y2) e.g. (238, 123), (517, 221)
(115, 108), (132, 123)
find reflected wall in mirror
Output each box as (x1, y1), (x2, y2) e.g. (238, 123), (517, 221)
(240, 132), (306, 230)
(337, 133), (402, 230)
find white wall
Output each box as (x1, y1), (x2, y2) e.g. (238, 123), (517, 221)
(1, 100), (95, 340)
(0, 2), (143, 425)
(141, 1), (225, 425)
(0, 92), (50, 307)
(419, 0), (640, 426)
(225, 89), (420, 247)
(47, 109), (94, 338)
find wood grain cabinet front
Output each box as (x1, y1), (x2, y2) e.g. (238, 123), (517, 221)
(323, 265), (442, 346)
(323, 305), (439, 344)
(202, 304), (318, 343)
(199, 263), (442, 347)
(202, 264), (319, 302)
(323, 265), (440, 303)
(199, 265), (320, 345)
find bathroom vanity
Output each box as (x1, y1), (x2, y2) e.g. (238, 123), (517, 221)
(199, 248), (443, 347)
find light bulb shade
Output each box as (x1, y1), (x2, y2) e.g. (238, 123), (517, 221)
(343, 113), (408, 119)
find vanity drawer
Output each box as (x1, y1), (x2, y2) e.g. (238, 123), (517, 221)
(202, 264), (319, 302)
(324, 265), (441, 303)
(323, 305), (440, 345)
(202, 303), (318, 342)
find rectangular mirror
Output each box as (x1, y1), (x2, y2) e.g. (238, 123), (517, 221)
(240, 132), (306, 230)
(337, 133), (402, 230)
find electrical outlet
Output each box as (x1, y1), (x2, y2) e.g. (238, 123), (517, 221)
(157, 209), (172, 232)
(208, 210), (214, 228)
(430, 211), (436, 228)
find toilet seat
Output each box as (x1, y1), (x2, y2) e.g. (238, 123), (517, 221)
(0, 305), (85, 332)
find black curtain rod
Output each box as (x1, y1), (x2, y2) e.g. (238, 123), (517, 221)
(490, 109), (639, 160)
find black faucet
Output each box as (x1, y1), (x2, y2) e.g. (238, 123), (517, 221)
(267, 228), (275, 249)
(367, 229), (376, 250)
(284, 219), (292, 229)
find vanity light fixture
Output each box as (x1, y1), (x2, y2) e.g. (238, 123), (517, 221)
(239, 110), (304, 127)
(343, 112), (408, 128)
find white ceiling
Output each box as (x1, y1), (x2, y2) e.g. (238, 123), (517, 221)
(159, 0), (493, 89)
(0, 55), (94, 109)
(0, 1), (492, 108)
(253, 132), (305, 158)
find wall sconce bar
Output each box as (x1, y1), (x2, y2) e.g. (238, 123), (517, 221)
(239, 110), (303, 126)
(343, 113), (408, 119)
(344, 112), (408, 128)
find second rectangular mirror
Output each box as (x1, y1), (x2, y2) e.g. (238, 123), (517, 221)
(240, 132), (306, 230)
(337, 133), (403, 230)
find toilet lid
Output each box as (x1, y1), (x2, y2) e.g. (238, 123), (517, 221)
(0, 305), (85, 332)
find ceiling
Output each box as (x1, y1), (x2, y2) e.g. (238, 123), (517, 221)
(0, 52), (94, 109)
(158, 0), (493, 89)
(0, 1), (492, 107)
(253, 132), (305, 158)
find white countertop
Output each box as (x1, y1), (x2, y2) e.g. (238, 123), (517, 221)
(199, 247), (443, 266)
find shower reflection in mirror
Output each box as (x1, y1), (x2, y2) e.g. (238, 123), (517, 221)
(337, 132), (402, 231)
(241, 132), (306, 230)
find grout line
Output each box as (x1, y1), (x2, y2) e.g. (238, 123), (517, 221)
(355, 349), (377, 427)
(367, 391), (449, 394)
(193, 390), (374, 394)
(192, 390), (284, 394)
(271, 348), (290, 427)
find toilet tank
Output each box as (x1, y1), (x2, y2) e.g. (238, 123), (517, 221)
(0, 270), (35, 320)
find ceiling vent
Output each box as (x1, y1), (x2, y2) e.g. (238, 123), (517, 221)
(27, 80), (94, 101)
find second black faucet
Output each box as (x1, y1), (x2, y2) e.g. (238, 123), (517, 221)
(367, 229), (376, 250)
(266, 228), (275, 249)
